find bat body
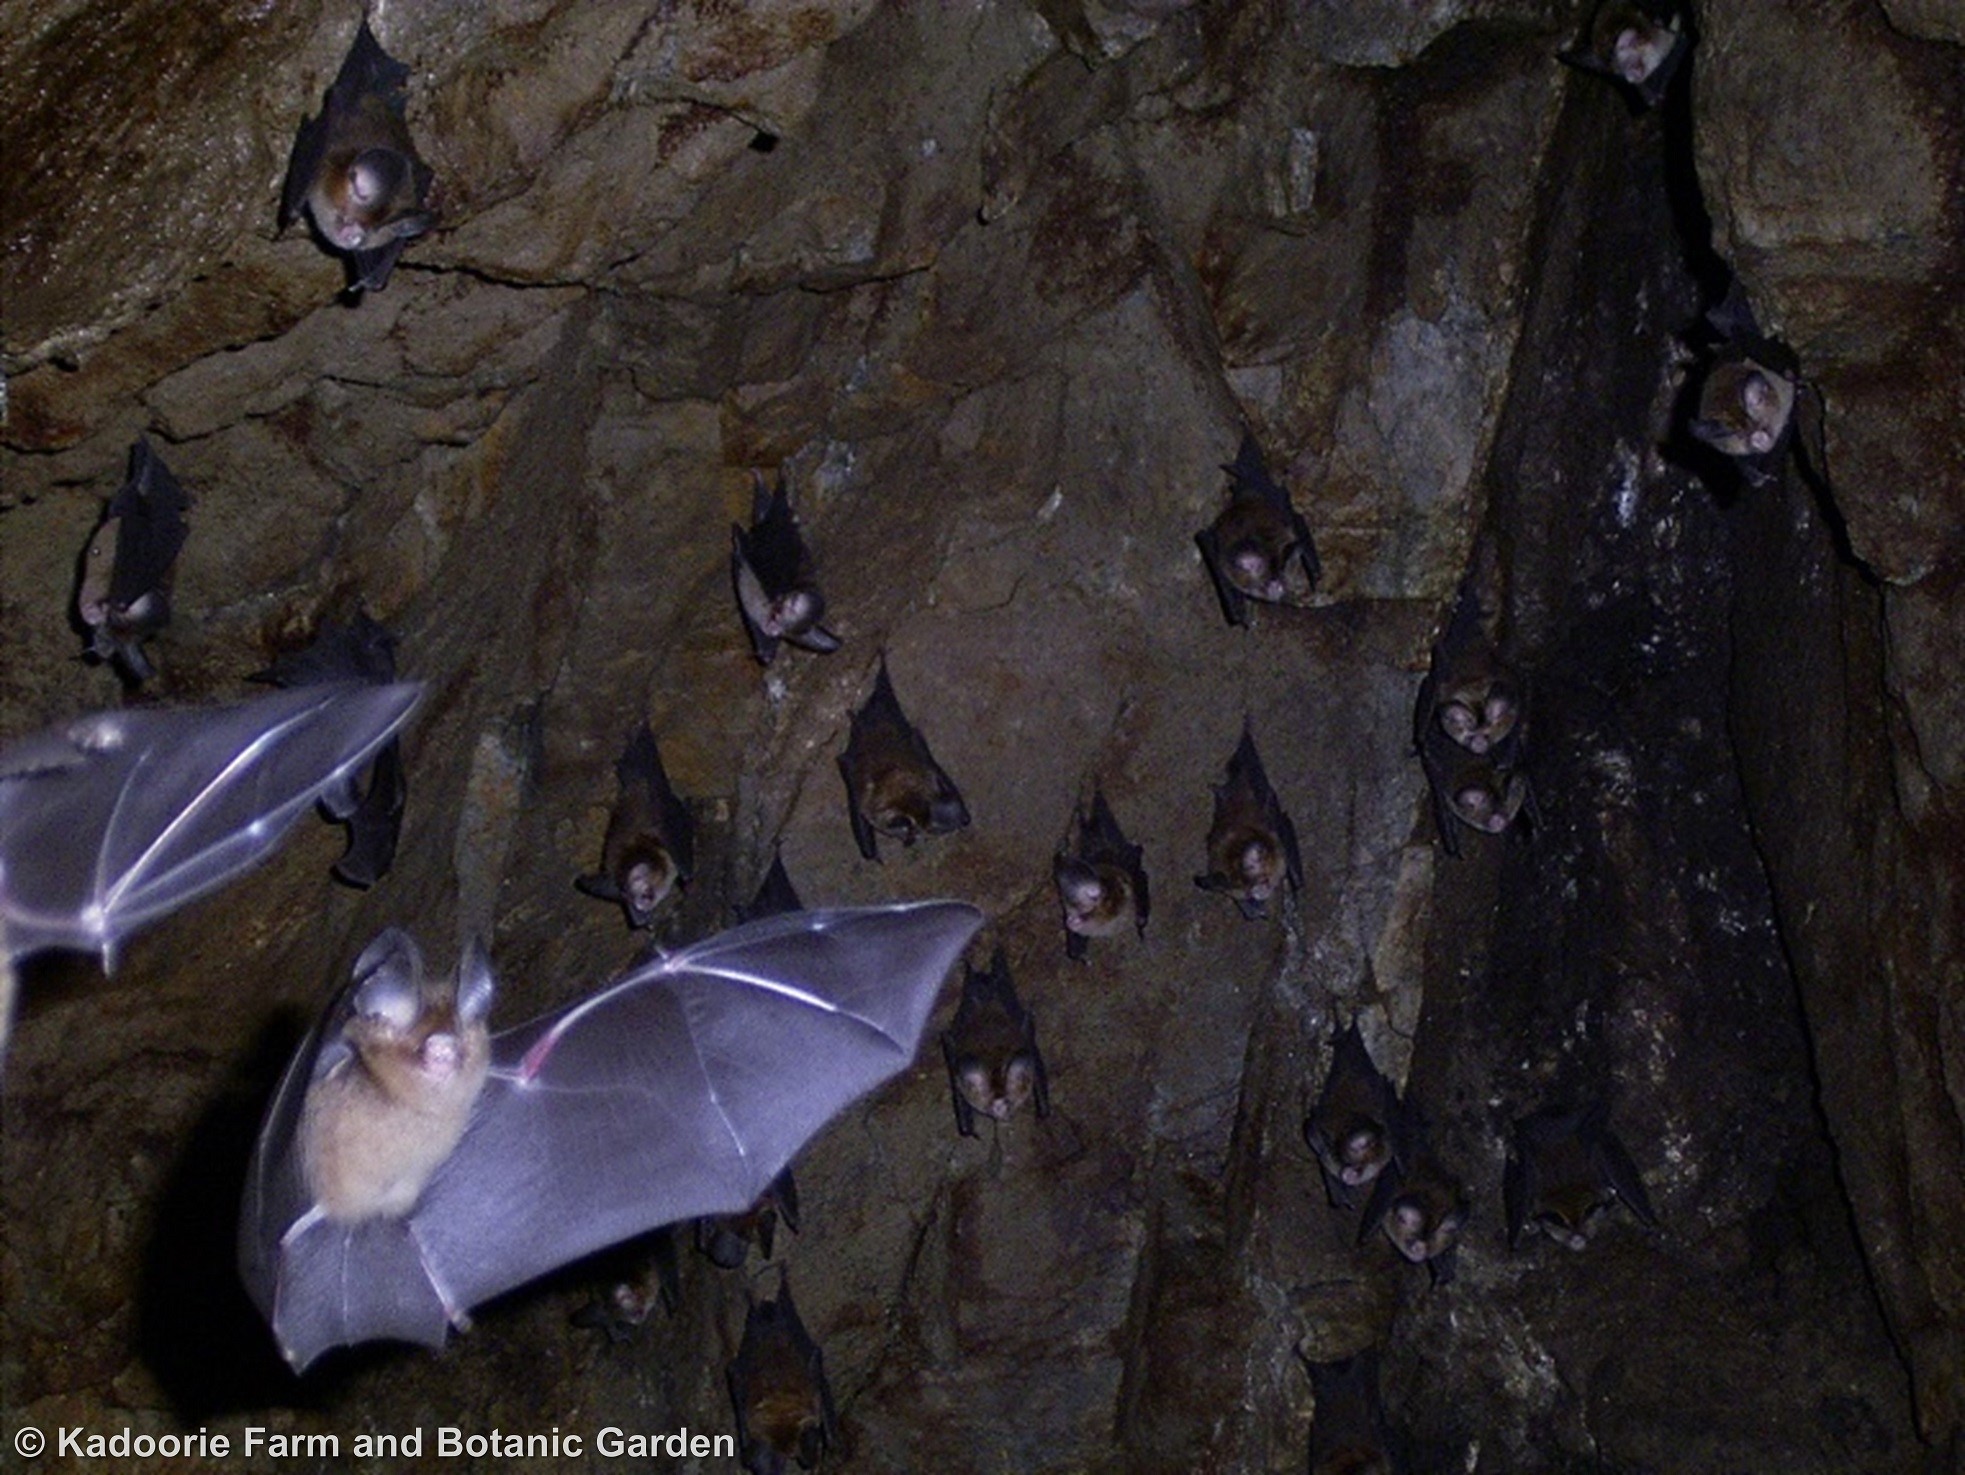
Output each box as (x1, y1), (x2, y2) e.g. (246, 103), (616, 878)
(75, 437), (190, 685)
(1431, 754), (1532, 855)
(837, 659), (969, 862)
(254, 612), (407, 887)
(1054, 786), (1149, 960)
(1304, 1022), (1401, 1211)
(1505, 1102), (1658, 1251)
(280, 20), (434, 293)
(1559, 0), (1690, 108)
(1415, 588), (1524, 765)
(941, 949), (1048, 1136)
(697, 1167), (798, 1269)
(1195, 431), (1320, 627)
(1305, 1351), (1399, 1475)
(1685, 283), (1805, 489)
(1194, 722), (1302, 920)
(0, 682), (422, 974)
(732, 474), (841, 664)
(738, 850), (805, 923)
(577, 724), (695, 929)
(238, 901), (983, 1371)
(572, 1227), (681, 1341)
(1361, 1114), (1467, 1284)
(728, 1277), (837, 1474)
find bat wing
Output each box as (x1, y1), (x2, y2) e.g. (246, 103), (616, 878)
(0, 683), (421, 965)
(106, 441), (190, 607)
(348, 237), (410, 294)
(1194, 526), (1248, 627)
(250, 902), (981, 1370)
(279, 113), (328, 229)
(329, 736), (406, 887)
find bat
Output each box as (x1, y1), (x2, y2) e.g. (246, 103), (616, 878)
(737, 849), (805, 923)
(279, 19), (435, 293)
(1360, 1111), (1467, 1284)
(727, 1274), (837, 1475)
(253, 611), (407, 887)
(1194, 431), (1320, 627)
(576, 724), (695, 929)
(1504, 1102), (1658, 1251)
(696, 1166), (798, 1269)
(0, 682), (421, 1061)
(941, 947), (1048, 1137)
(732, 473), (841, 665)
(1053, 785), (1149, 960)
(1194, 722), (1302, 920)
(571, 1226), (681, 1341)
(1428, 754), (1531, 857)
(837, 658), (969, 862)
(75, 436), (190, 686)
(1304, 1350), (1398, 1475)
(1303, 1021), (1401, 1211)
(1684, 281), (1805, 489)
(1559, 0), (1691, 108)
(237, 900), (983, 1371)
(1414, 587), (1524, 766)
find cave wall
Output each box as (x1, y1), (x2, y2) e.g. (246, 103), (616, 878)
(2, 0), (1961, 1470)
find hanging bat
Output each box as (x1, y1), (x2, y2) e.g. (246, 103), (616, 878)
(74, 436), (191, 686)
(1195, 430), (1320, 627)
(697, 1166), (799, 1269)
(941, 948), (1048, 1137)
(1303, 1021), (1401, 1211)
(732, 473), (841, 665)
(728, 1274), (838, 1475)
(1360, 1112), (1468, 1284)
(1304, 1350), (1397, 1475)
(279, 19), (435, 293)
(1559, 0), (1691, 108)
(237, 900), (982, 1372)
(571, 1226), (682, 1342)
(576, 724), (695, 929)
(1417, 720), (1532, 858)
(1194, 722), (1302, 920)
(737, 849), (805, 923)
(1414, 587), (1524, 766)
(1505, 1102), (1658, 1251)
(1053, 785), (1149, 960)
(0, 682), (421, 1060)
(1684, 280), (1806, 490)
(254, 611), (407, 887)
(837, 658), (969, 862)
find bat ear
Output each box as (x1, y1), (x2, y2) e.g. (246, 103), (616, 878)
(351, 927), (424, 1028)
(455, 939), (498, 1024)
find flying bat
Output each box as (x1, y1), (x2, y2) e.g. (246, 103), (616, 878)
(576, 724), (695, 930)
(1303, 1021), (1401, 1211)
(1195, 431), (1320, 627)
(837, 658), (969, 862)
(728, 1274), (837, 1475)
(1559, 0), (1691, 109)
(237, 900), (983, 1372)
(1194, 722), (1302, 920)
(941, 947), (1048, 1137)
(254, 611), (407, 887)
(0, 683), (421, 1060)
(1505, 1102), (1658, 1251)
(732, 473), (841, 665)
(1053, 786), (1149, 960)
(279, 19), (435, 293)
(75, 436), (190, 686)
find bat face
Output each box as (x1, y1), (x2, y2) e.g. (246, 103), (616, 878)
(942, 951), (1048, 1136)
(1692, 359), (1796, 459)
(1437, 679), (1519, 757)
(1054, 858), (1136, 939)
(839, 660), (969, 861)
(1383, 1187), (1467, 1266)
(1196, 432), (1321, 625)
(298, 931), (495, 1224)
(1447, 760), (1528, 835)
(1611, 22), (1674, 86)
(1563, 1), (1689, 106)
(240, 902), (983, 1370)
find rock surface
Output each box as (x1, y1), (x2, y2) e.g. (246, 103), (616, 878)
(2, 1), (1959, 1470)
